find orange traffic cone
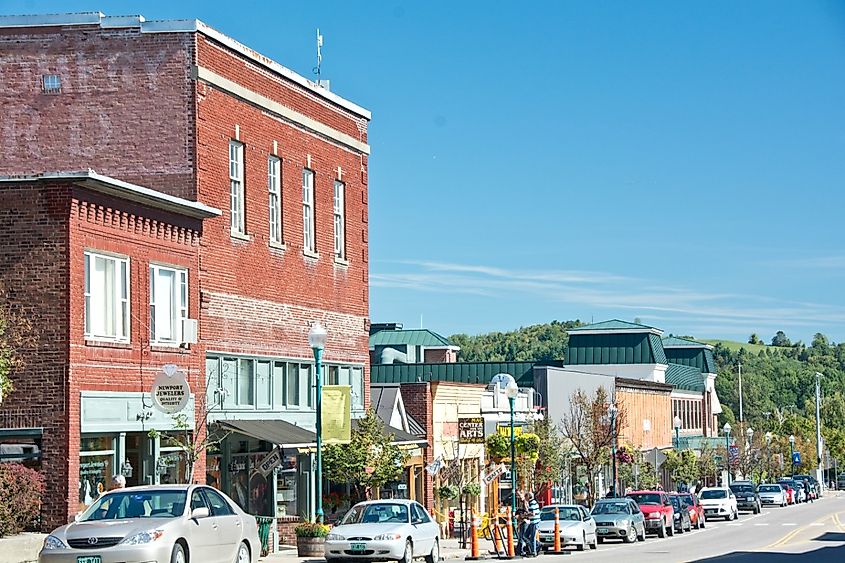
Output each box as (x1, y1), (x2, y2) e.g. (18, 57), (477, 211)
(553, 507), (562, 553)
(466, 511), (481, 560)
(506, 507), (515, 558)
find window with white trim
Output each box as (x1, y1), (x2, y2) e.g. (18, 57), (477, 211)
(149, 264), (188, 344)
(229, 141), (245, 234)
(268, 156), (282, 244)
(84, 251), (130, 341)
(333, 180), (345, 258)
(302, 169), (315, 253)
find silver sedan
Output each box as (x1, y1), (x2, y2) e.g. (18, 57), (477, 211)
(325, 500), (440, 563)
(39, 484), (260, 563)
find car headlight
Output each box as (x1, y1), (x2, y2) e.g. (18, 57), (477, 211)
(122, 529), (164, 545)
(373, 533), (402, 541)
(326, 533), (345, 541)
(43, 535), (66, 550)
(646, 513), (661, 519)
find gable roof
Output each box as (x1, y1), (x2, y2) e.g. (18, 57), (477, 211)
(370, 385), (401, 426)
(567, 319), (663, 336)
(369, 329), (456, 349)
(665, 363), (706, 393)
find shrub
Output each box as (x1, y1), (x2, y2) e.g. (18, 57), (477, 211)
(436, 484), (460, 500)
(485, 434), (509, 460)
(0, 463), (44, 536)
(462, 482), (482, 497)
(294, 521), (330, 537)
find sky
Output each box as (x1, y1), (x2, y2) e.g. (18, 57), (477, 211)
(4, 1), (845, 343)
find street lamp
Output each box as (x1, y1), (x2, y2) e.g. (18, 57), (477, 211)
(745, 428), (754, 481)
(609, 404), (618, 497)
(673, 416), (682, 450)
(723, 423), (732, 485)
(765, 432), (773, 480)
(491, 373), (519, 531)
(308, 321), (328, 522)
(789, 434), (796, 478)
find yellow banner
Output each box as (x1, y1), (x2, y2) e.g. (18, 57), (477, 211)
(497, 425), (523, 437)
(322, 385), (352, 444)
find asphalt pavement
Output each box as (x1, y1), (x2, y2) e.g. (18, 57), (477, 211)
(462, 492), (845, 563)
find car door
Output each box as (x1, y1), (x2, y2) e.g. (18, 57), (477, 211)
(630, 501), (645, 534)
(580, 507), (596, 542)
(411, 503), (435, 555)
(203, 487), (243, 562)
(188, 488), (218, 563)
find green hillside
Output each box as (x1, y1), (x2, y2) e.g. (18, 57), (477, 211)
(700, 339), (771, 354)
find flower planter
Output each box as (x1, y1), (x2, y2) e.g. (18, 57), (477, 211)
(297, 536), (326, 558)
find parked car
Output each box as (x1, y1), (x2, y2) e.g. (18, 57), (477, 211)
(677, 493), (705, 529)
(668, 495), (692, 534)
(325, 500), (440, 563)
(837, 472), (845, 490)
(777, 479), (796, 504)
(698, 487), (738, 521)
(591, 498), (646, 544)
(627, 491), (674, 538)
(729, 481), (761, 514)
(757, 483), (787, 507)
(39, 485), (260, 563)
(537, 504), (597, 551)
(793, 474), (820, 499)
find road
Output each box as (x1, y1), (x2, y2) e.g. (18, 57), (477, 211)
(469, 493), (845, 563)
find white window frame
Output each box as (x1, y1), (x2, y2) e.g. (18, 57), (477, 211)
(84, 251), (130, 342)
(229, 141), (245, 235)
(268, 156), (282, 245)
(149, 264), (188, 345)
(302, 169), (315, 253)
(333, 179), (346, 259)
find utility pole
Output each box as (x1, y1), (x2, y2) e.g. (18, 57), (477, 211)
(738, 362), (744, 423)
(815, 372), (824, 489)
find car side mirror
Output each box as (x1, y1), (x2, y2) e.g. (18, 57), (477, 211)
(191, 507), (210, 520)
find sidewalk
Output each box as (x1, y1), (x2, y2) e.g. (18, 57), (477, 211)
(260, 537), (497, 562)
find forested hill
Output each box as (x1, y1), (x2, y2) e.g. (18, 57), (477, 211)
(449, 323), (845, 461)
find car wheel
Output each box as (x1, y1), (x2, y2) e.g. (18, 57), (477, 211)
(657, 522), (666, 538)
(677, 522), (684, 534)
(171, 543), (186, 563)
(623, 526), (634, 543)
(589, 536), (597, 550)
(577, 533), (585, 551)
(235, 542), (249, 563)
(667, 518), (674, 537)
(685, 518), (691, 532)
(399, 540), (413, 563)
(637, 526), (646, 542)
(425, 539), (439, 563)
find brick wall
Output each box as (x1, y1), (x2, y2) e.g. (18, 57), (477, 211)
(423, 349), (457, 363)
(401, 382), (433, 512)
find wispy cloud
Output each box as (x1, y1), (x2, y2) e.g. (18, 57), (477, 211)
(764, 255), (845, 270)
(372, 259), (845, 334)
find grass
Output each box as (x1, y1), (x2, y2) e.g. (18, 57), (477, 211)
(700, 339), (772, 354)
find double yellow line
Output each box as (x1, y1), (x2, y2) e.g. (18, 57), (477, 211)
(764, 511), (845, 549)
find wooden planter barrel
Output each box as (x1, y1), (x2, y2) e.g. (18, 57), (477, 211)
(297, 536), (326, 558)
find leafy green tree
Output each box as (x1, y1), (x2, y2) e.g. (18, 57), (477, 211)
(449, 320), (582, 362)
(748, 334), (761, 345)
(771, 331), (791, 347)
(663, 450), (698, 487)
(0, 291), (35, 404)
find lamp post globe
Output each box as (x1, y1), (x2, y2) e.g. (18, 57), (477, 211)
(309, 321), (328, 522)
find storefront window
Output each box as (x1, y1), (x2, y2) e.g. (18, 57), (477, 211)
(207, 454), (222, 490)
(229, 454), (250, 510)
(249, 453), (273, 516)
(79, 435), (116, 511)
(277, 454), (298, 517)
(0, 432), (42, 470)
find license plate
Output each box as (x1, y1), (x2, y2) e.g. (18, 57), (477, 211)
(597, 528), (608, 534)
(350, 543), (366, 551)
(77, 557), (102, 563)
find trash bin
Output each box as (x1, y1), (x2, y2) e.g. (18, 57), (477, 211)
(255, 516), (274, 556)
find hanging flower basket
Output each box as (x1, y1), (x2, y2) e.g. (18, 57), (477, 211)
(437, 484), (460, 500)
(485, 434), (509, 461)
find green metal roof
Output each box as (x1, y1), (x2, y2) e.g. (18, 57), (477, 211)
(371, 361), (549, 387)
(566, 332), (667, 365)
(369, 329), (454, 349)
(567, 319), (660, 332)
(663, 343), (717, 375)
(662, 336), (710, 348)
(665, 363), (706, 392)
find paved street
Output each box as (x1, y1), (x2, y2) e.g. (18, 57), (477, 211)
(461, 493), (845, 563)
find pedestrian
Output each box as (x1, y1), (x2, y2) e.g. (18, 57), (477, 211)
(110, 474), (126, 491)
(524, 492), (541, 557)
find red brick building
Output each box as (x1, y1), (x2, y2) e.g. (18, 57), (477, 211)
(0, 12), (371, 534)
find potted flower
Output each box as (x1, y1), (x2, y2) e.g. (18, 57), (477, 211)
(295, 521), (330, 557)
(515, 433), (540, 460)
(485, 434), (509, 461)
(436, 484), (460, 501)
(462, 482), (482, 498)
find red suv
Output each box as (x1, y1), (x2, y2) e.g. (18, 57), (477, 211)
(677, 492), (705, 529)
(627, 490), (674, 538)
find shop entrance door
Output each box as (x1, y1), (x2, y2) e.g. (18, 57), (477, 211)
(125, 433), (156, 486)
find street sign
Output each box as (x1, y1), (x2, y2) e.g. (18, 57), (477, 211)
(483, 463), (507, 485)
(792, 452), (801, 464)
(458, 417), (485, 444)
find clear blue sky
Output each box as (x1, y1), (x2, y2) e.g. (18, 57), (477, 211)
(6, 1), (845, 343)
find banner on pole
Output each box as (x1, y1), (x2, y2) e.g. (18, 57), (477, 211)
(322, 385), (352, 444)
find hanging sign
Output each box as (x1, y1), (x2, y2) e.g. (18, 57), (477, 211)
(483, 463), (507, 485)
(458, 417), (485, 444)
(151, 364), (191, 414)
(257, 448), (284, 476)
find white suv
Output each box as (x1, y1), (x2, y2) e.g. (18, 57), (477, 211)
(699, 487), (738, 521)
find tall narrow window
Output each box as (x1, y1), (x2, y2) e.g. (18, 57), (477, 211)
(84, 251), (130, 341)
(150, 264), (188, 344)
(229, 141), (245, 234)
(333, 180), (345, 259)
(302, 169), (315, 253)
(268, 156), (282, 244)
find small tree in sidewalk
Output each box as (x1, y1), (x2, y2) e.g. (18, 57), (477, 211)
(0, 286), (37, 405)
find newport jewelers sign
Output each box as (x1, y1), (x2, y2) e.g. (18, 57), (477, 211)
(458, 417), (485, 444)
(151, 364), (191, 414)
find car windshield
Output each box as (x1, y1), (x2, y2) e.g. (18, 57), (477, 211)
(730, 485), (753, 494)
(79, 490), (187, 521)
(778, 481), (794, 489)
(700, 490), (726, 499)
(679, 495), (694, 507)
(628, 493), (661, 505)
(759, 485), (781, 492)
(540, 507), (580, 521)
(591, 502), (629, 515)
(341, 503), (409, 525)
(669, 497), (682, 509)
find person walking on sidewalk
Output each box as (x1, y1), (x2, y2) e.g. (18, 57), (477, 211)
(524, 492), (541, 557)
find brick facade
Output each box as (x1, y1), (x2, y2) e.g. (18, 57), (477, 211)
(400, 382), (434, 512)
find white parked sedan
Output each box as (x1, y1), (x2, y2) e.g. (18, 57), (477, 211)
(325, 500), (440, 563)
(699, 487), (739, 521)
(758, 484), (788, 507)
(537, 504), (597, 551)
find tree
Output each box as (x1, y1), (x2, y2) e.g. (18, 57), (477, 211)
(559, 386), (626, 505)
(322, 409), (408, 501)
(748, 334), (761, 345)
(771, 331), (791, 347)
(0, 288), (36, 404)
(449, 320), (582, 362)
(522, 417), (568, 498)
(663, 450), (698, 488)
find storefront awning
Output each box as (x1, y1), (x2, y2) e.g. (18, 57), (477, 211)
(217, 419), (317, 449)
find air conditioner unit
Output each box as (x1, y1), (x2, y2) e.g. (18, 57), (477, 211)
(181, 319), (198, 345)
